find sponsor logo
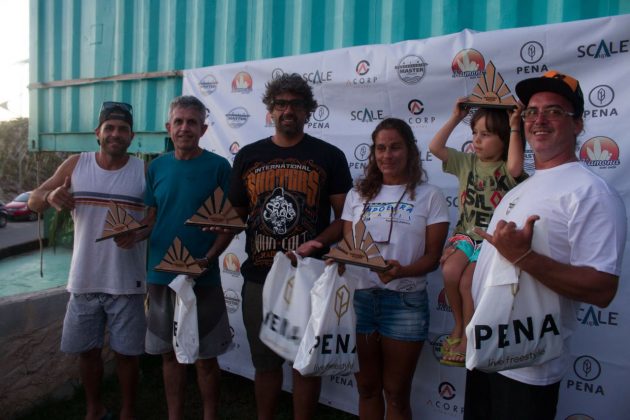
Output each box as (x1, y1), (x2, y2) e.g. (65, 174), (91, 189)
(437, 288), (452, 312)
(576, 304), (618, 327)
(222, 252), (241, 274)
(229, 142), (240, 156)
(329, 375), (354, 388)
(407, 99), (436, 126)
(198, 74), (218, 95)
(452, 49), (485, 78)
(395, 55), (427, 84)
(262, 187), (299, 235)
(223, 289), (241, 313)
(461, 140), (475, 154)
(272, 68), (285, 80)
(302, 69), (333, 84)
(579, 137), (620, 169)
(334, 284), (351, 323)
(231, 71), (253, 93)
(584, 85), (618, 119)
(430, 334), (450, 360)
(306, 105), (330, 129)
(354, 143), (370, 162)
(283, 275), (295, 304)
(577, 38), (629, 59)
(226, 107), (250, 128)
(517, 41), (549, 75)
(425, 381), (464, 414)
(566, 355), (604, 396)
(347, 59), (378, 87)
(445, 195), (459, 208)
(350, 108), (385, 123)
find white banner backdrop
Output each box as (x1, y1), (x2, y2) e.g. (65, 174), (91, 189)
(184, 14), (630, 419)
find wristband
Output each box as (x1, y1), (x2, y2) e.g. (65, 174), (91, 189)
(43, 190), (52, 204)
(511, 248), (532, 265)
(510, 129), (520, 133)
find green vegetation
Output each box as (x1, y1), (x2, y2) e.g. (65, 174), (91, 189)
(17, 355), (357, 419)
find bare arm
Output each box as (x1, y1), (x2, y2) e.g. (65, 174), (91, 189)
(506, 102), (525, 178)
(378, 222), (449, 284)
(428, 97), (469, 163)
(296, 192), (347, 257)
(28, 154), (80, 213)
(475, 217), (618, 308)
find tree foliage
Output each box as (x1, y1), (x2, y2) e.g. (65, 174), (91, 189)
(0, 118), (70, 203)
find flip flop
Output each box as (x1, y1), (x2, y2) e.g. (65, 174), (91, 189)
(440, 336), (461, 355)
(440, 350), (466, 367)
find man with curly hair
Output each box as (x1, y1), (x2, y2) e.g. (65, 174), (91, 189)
(229, 73), (353, 420)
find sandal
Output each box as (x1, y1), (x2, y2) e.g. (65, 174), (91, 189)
(440, 336), (461, 356)
(440, 350), (466, 367)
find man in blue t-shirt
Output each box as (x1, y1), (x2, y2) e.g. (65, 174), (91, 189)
(144, 96), (233, 420)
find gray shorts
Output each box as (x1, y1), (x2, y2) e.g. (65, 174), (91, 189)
(60, 293), (146, 356)
(242, 280), (285, 371)
(145, 283), (232, 359)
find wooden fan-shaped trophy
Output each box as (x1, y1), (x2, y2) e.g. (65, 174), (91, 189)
(96, 201), (147, 242)
(462, 61), (518, 109)
(154, 237), (206, 276)
(185, 187), (246, 231)
(324, 220), (391, 272)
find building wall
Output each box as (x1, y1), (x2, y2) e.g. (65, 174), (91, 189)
(29, 0), (630, 152)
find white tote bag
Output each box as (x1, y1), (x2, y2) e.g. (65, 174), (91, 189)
(466, 221), (565, 372)
(260, 252), (325, 362)
(294, 263), (360, 377)
(169, 274), (199, 364)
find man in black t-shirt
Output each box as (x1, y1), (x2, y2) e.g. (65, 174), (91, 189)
(230, 73), (352, 420)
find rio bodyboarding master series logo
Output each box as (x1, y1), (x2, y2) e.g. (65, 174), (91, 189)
(198, 74), (219, 95)
(395, 55), (427, 85)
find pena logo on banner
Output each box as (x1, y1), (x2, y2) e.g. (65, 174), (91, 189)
(566, 355), (604, 396)
(517, 41), (549, 75)
(579, 137), (620, 169)
(585, 85), (618, 119)
(306, 105), (330, 130)
(452, 49), (485, 79)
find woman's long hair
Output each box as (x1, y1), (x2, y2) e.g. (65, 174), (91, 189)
(356, 118), (425, 201)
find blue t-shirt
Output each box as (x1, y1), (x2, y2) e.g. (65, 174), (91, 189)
(145, 150), (231, 285)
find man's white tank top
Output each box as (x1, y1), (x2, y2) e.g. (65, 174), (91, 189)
(67, 152), (146, 294)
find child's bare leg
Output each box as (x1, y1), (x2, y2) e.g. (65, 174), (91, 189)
(452, 262), (476, 356)
(441, 250), (469, 343)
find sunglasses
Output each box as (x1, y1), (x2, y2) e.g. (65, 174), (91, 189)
(101, 101), (133, 114)
(272, 99), (307, 111)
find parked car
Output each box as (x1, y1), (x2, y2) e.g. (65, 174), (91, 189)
(4, 192), (37, 221)
(0, 202), (7, 228)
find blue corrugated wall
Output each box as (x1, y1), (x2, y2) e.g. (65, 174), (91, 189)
(29, 0), (630, 152)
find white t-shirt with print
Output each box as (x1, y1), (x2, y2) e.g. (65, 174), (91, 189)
(341, 183), (449, 292)
(472, 162), (627, 386)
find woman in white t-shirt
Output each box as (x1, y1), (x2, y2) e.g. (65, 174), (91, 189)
(341, 118), (449, 419)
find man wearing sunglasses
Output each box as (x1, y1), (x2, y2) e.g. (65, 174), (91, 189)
(29, 102), (146, 420)
(465, 72), (627, 419)
(229, 73), (353, 420)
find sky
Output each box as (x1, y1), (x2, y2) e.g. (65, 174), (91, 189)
(0, 0), (29, 121)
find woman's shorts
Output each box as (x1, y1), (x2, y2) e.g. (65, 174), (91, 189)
(448, 233), (482, 262)
(354, 288), (429, 342)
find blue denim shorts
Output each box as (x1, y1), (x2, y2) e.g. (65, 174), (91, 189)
(354, 288), (429, 342)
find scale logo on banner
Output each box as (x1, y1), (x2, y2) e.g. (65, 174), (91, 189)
(186, 14), (630, 420)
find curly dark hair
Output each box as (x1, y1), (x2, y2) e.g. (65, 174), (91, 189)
(470, 108), (512, 160)
(261, 73), (318, 117)
(356, 118), (425, 201)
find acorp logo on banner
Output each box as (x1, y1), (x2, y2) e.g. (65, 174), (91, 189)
(566, 355), (605, 396)
(347, 59), (378, 87)
(407, 99), (436, 126)
(426, 382), (464, 415)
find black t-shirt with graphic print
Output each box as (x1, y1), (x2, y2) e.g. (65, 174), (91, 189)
(230, 134), (352, 284)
